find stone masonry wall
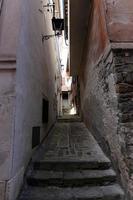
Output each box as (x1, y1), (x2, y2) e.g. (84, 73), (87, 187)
(81, 47), (133, 199)
(114, 49), (133, 199)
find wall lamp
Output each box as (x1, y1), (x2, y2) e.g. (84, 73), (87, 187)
(42, 2), (64, 41)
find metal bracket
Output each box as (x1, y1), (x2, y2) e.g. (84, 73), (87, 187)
(43, 3), (55, 8)
(42, 34), (55, 41)
(42, 32), (61, 41)
(38, 9), (44, 14)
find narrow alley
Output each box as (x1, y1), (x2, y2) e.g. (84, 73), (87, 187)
(0, 0), (133, 199)
(18, 117), (124, 200)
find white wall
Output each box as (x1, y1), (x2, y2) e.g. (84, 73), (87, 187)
(0, 0), (61, 199)
(0, 0), (21, 199)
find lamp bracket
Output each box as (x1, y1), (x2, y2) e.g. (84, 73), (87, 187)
(42, 32), (61, 41)
(43, 3), (54, 7)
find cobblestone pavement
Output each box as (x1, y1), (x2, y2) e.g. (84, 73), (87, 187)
(37, 122), (110, 163)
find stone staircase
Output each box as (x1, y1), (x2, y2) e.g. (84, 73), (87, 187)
(18, 120), (125, 200)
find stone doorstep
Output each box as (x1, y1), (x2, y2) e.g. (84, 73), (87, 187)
(57, 115), (81, 121)
(18, 184), (124, 200)
(33, 160), (111, 171)
(57, 118), (82, 123)
(27, 169), (117, 187)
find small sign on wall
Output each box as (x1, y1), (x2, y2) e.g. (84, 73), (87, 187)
(42, 98), (49, 123)
(32, 127), (40, 149)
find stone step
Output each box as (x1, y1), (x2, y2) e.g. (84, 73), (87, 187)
(27, 169), (117, 187)
(18, 184), (124, 200)
(34, 160), (111, 171)
(57, 116), (82, 123)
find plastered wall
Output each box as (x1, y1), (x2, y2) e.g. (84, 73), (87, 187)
(0, 0), (61, 199)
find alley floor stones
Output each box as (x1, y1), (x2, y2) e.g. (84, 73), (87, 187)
(18, 117), (125, 200)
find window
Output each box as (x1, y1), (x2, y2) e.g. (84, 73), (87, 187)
(62, 92), (68, 100)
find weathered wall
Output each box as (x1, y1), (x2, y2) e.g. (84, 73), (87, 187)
(80, 0), (133, 199)
(80, 0), (109, 98)
(0, 0), (61, 199)
(0, 68), (16, 200)
(0, 0), (21, 59)
(0, 0), (21, 199)
(105, 0), (133, 42)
